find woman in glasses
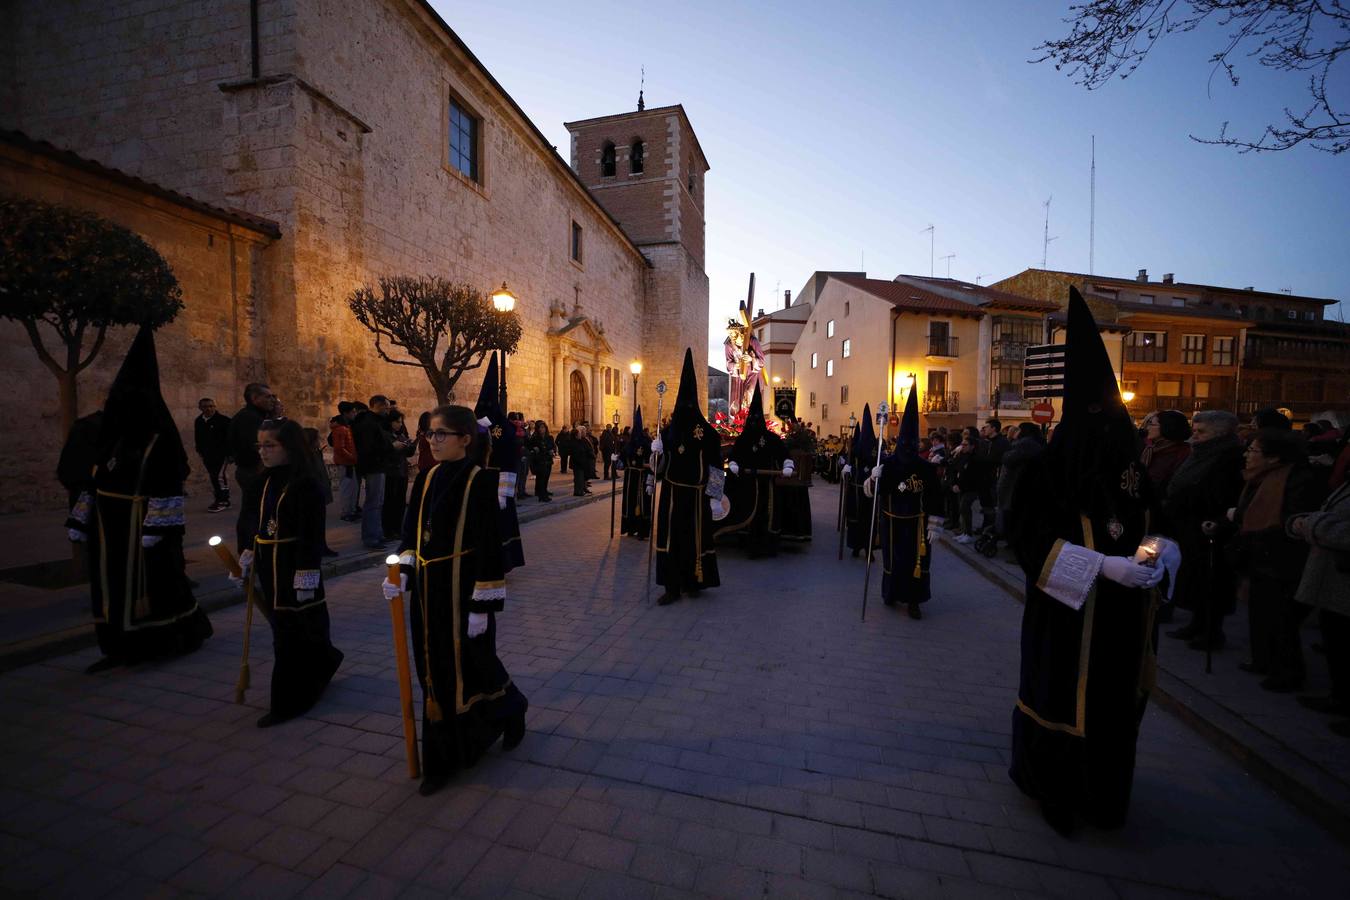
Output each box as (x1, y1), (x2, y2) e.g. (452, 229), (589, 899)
(383, 405), (528, 796)
(237, 418), (344, 727)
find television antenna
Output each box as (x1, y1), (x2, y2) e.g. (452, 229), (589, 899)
(1041, 196), (1058, 268)
(920, 224), (934, 277)
(940, 253), (956, 279)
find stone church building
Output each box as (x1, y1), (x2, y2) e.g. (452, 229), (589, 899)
(0, 0), (709, 511)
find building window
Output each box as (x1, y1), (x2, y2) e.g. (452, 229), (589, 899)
(809, 391), (816, 408)
(687, 171), (696, 192)
(1304, 310), (1316, 321)
(1182, 334), (1206, 365)
(822, 403), (829, 421)
(811, 352), (818, 369)
(840, 385), (849, 404)
(1138, 294), (1155, 305)
(1157, 379), (1181, 397)
(842, 339), (851, 358)
(1125, 330), (1167, 363)
(570, 221), (583, 264)
(992, 364), (1023, 401)
(845, 301), (850, 317)
(1287, 309), (1297, 319)
(992, 316), (1040, 344)
(630, 140), (644, 174)
(1195, 380), (1211, 399)
(448, 97), (480, 181)
(1212, 336), (1235, 366)
(601, 142), (616, 177)
(1170, 297), (1187, 307)
(827, 320), (835, 338)
(826, 359), (834, 377)
(812, 321), (817, 333)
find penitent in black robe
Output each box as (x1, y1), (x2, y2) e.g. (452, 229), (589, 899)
(245, 468), (344, 718)
(655, 430), (722, 594)
(1008, 457), (1158, 828)
(400, 460), (528, 776)
(878, 453), (944, 607)
(620, 445), (653, 540)
(716, 466), (785, 557)
(68, 435), (213, 662)
(844, 452), (875, 554)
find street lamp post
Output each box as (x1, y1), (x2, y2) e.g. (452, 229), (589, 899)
(629, 361), (642, 427)
(490, 281), (517, 411)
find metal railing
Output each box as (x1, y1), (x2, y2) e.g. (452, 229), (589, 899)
(927, 336), (959, 357)
(1124, 394), (1227, 413)
(922, 391), (960, 413)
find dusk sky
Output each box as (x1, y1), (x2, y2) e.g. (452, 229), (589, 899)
(438, 1), (1350, 365)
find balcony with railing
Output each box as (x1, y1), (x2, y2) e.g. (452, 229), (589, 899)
(927, 336), (959, 357)
(1125, 394), (1229, 414)
(991, 341), (1030, 363)
(922, 391), (960, 413)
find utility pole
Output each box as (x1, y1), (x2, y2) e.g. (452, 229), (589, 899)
(1041, 196), (1057, 269)
(940, 253), (956, 279)
(920, 224), (934, 277)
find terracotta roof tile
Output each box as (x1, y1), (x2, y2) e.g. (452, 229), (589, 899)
(829, 275), (985, 317)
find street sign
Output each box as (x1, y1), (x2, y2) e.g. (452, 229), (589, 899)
(655, 380), (667, 395)
(773, 387), (796, 420)
(1023, 343), (1065, 398)
(1031, 401), (1054, 423)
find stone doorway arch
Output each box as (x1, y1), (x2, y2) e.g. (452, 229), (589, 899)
(570, 370), (588, 425)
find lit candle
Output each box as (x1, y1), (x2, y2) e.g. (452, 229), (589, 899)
(1134, 536), (1161, 568)
(209, 535), (242, 578)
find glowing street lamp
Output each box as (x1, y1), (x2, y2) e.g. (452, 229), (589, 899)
(629, 360), (642, 424)
(489, 282), (518, 409)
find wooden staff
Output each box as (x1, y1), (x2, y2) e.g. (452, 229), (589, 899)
(235, 550), (255, 704)
(836, 469), (848, 560)
(860, 402), (889, 622)
(386, 555), (420, 778)
(610, 456), (618, 539)
(645, 384), (667, 604)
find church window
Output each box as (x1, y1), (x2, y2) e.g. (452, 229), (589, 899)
(601, 142), (616, 177)
(448, 97), (480, 182)
(570, 221), (584, 265)
(826, 359), (834, 377)
(811, 352), (818, 369)
(809, 391), (817, 408)
(630, 140), (644, 174)
(840, 385), (849, 403)
(822, 403), (829, 421)
(827, 319), (835, 338)
(842, 339), (851, 358)
(688, 171), (696, 192)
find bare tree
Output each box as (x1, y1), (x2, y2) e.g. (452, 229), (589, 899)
(1035, 1), (1350, 153)
(348, 275), (522, 405)
(0, 197), (183, 436)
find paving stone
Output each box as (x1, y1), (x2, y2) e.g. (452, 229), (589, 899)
(454, 844), (531, 898)
(692, 860), (768, 899)
(246, 824), (327, 869)
(167, 847), (259, 894)
(567, 830), (637, 872)
(628, 843), (699, 889)
(512, 851), (593, 899)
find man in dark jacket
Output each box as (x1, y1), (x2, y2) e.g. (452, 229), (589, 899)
(1163, 410), (1246, 650)
(570, 425), (596, 496)
(599, 424), (617, 481)
(227, 382), (277, 551)
(978, 418), (1011, 526)
(194, 398), (232, 512)
(352, 396), (396, 548)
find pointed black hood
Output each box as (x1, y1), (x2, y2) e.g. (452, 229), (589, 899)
(662, 348), (721, 482)
(98, 325), (188, 482)
(898, 385), (920, 450)
(624, 405), (652, 461)
(473, 354), (518, 467)
(1047, 286), (1147, 528)
(848, 403), (877, 468)
(730, 383), (785, 468)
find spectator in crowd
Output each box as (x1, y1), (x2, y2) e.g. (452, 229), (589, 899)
(1216, 429), (1323, 691)
(995, 423), (1045, 537)
(1288, 461), (1350, 736)
(382, 408), (416, 543)
(977, 417), (1010, 533)
(194, 398), (232, 512)
(227, 382), (278, 552)
(527, 421), (556, 502)
(352, 396), (394, 549)
(330, 406), (359, 521)
(599, 424), (617, 481)
(950, 426), (986, 543)
(570, 425), (596, 497)
(415, 411), (436, 473)
(302, 426), (339, 557)
(1164, 410), (1246, 651)
(511, 413), (530, 499)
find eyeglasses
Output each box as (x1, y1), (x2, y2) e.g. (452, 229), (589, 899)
(428, 430), (467, 442)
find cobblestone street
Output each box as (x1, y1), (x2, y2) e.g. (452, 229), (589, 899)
(2, 483), (1347, 898)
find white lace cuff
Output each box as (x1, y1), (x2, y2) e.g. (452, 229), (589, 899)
(1035, 540), (1104, 611)
(293, 569), (321, 591)
(143, 496), (185, 529)
(471, 579), (506, 607)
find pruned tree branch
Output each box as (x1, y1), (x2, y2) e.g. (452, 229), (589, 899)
(1035, 1), (1350, 153)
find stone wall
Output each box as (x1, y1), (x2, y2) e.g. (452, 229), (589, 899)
(0, 141), (274, 512)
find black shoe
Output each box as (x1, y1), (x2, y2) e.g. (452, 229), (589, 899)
(419, 775), (450, 796)
(84, 656), (122, 674)
(206, 502), (224, 513)
(1328, 719), (1350, 738)
(1260, 675), (1303, 693)
(1298, 695), (1350, 716)
(1168, 625), (1202, 640)
(1238, 662), (1268, 675)
(908, 602), (922, 620)
(656, 592), (679, 606)
(1188, 632), (1225, 651)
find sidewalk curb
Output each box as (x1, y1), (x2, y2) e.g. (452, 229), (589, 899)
(0, 488), (611, 674)
(939, 532), (1350, 847)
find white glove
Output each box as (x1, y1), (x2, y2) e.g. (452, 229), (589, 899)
(781, 461), (794, 477)
(841, 464), (852, 477)
(467, 612), (488, 638)
(382, 574), (408, 600)
(239, 549), (254, 580)
(651, 437), (664, 454)
(863, 476), (876, 498)
(728, 461), (740, 475)
(610, 453), (619, 462)
(1100, 556), (1164, 589)
(295, 589), (315, 603)
(141, 535), (163, 548)
(927, 517), (944, 545)
(871, 465), (884, 481)
(645, 474), (654, 495)
(68, 528), (86, 543)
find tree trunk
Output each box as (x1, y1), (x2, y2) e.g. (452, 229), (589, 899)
(58, 369), (78, 441)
